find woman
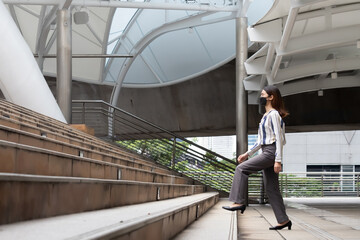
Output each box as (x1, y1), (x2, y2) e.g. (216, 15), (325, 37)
(223, 85), (292, 230)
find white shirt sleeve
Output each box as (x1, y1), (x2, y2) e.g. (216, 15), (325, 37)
(270, 111), (285, 163)
(246, 132), (261, 156)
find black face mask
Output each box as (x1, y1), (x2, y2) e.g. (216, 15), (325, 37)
(259, 97), (267, 106)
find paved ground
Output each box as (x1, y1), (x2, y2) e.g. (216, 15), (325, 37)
(174, 197), (360, 240)
(173, 199), (237, 240)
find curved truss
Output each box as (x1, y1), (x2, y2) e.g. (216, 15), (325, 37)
(109, 11), (237, 105)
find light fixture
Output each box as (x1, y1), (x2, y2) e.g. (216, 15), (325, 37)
(74, 8), (89, 25)
(331, 72), (338, 79)
(318, 90), (323, 97)
(188, 27), (194, 34)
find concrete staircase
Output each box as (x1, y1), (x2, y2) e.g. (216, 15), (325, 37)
(0, 99), (219, 239)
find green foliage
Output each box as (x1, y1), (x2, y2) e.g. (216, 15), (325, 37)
(280, 174), (322, 197)
(117, 138), (236, 192)
(118, 139), (354, 197)
(117, 138), (192, 168)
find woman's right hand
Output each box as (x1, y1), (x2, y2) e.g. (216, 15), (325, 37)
(237, 153), (249, 163)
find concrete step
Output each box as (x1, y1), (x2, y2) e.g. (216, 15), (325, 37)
(0, 100), (65, 128)
(0, 104), (175, 174)
(0, 124), (177, 176)
(0, 192), (218, 240)
(0, 110), (147, 161)
(0, 173), (206, 225)
(0, 100), (114, 146)
(0, 100), (154, 165)
(0, 140), (193, 184)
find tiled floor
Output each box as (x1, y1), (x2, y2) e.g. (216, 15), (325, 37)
(176, 197), (360, 240)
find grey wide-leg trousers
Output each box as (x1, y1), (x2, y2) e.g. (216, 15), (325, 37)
(229, 144), (289, 223)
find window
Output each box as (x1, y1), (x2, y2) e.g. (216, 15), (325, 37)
(342, 165), (354, 192)
(307, 165), (340, 177)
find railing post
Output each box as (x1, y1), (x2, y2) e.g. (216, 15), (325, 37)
(171, 138), (176, 169)
(107, 105), (115, 139)
(321, 175), (324, 197)
(285, 174), (288, 198)
(280, 174), (283, 196)
(260, 172), (265, 204)
(111, 107), (115, 140)
(357, 174), (359, 197)
(81, 102), (85, 124)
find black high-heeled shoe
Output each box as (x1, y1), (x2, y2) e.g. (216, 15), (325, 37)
(269, 220), (292, 230)
(222, 205), (246, 213)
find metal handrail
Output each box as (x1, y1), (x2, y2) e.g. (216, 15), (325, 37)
(72, 100), (237, 193)
(71, 100), (360, 200)
(72, 100), (234, 165)
(252, 172), (360, 202)
(282, 172), (360, 175)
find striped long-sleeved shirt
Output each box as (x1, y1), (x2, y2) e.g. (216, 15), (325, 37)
(246, 109), (286, 163)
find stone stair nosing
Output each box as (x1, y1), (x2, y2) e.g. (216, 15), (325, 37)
(0, 187), (218, 240)
(0, 110), (140, 159)
(0, 100), (159, 164)
(0, 139), (193, 185)
(0, 124), (177, 176)
(0, 100), (222, 238)
(0, 101), (199, 182)
(0, 106), (170, 162)
(0, 113), (175, 175)
(0, 172), (206, 225)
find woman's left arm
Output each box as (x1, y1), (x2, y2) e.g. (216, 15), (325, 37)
(270, 112), (285, 172)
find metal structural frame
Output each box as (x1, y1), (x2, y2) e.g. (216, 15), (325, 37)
(3, 0), (239, 12)
(3, 0), (249, 123)
(244, 0), (360, 104)
(4, 0), (359, 103)
(3, 0), (252, 87)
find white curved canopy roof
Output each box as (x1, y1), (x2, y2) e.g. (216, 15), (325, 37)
(3, 0), (359, 102)
(3, 0), (273, 88)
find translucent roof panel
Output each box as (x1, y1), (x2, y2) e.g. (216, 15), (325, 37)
(105, 0), (274, 87)
(107, 8), (138, 54)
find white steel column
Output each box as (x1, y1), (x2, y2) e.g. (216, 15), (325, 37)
(56, 8), (72, 123)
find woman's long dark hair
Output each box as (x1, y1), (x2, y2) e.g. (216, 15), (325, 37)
(264, 85), (289, 118)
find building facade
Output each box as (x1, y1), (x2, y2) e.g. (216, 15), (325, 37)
(195, 130), (360, 175)
(283, 130), (360, 174)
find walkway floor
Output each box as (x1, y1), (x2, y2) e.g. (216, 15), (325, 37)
(174, 198), (237, 240)
(174, 197), (360, 240)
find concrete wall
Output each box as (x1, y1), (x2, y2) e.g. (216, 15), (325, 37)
(42, 61), (360, 137)
(46, 61), (261, 136)
(283, 130), (360, 173)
